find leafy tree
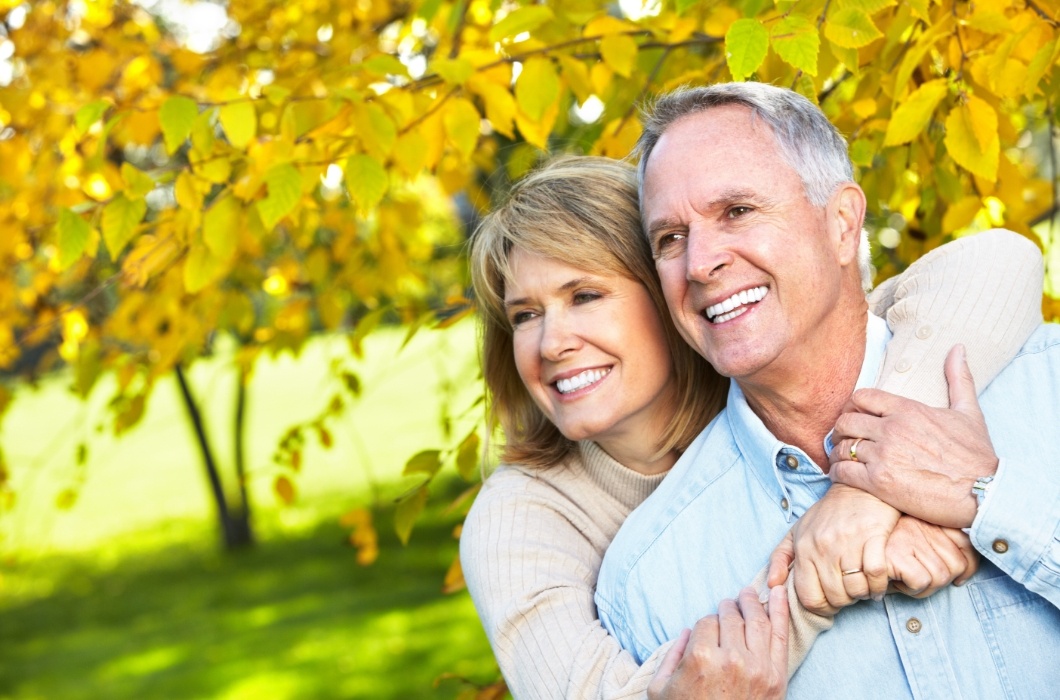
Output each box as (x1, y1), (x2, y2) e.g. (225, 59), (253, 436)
(1, 0), (1059, 687)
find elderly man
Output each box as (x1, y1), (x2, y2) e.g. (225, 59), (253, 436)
(595, 82), (1060, 697)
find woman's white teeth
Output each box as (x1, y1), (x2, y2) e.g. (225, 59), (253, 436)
(706, 286), (768, 322)
(556, 368), (610, 394)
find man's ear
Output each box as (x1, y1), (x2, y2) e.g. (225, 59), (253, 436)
(830, 183), (867, 266)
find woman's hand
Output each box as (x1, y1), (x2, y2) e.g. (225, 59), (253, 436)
(886, 516), (980, 596)
(647, 586), (788, 700)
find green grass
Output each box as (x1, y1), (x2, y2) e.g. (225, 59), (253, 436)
(0, 322), (501, 699)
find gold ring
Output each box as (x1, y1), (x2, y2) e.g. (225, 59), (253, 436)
(842, 568), (863, 576)
(850, 438), (864, 463)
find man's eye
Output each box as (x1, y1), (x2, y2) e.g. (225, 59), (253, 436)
(727, 206), (753, 218)
(654, 232), (686, 257)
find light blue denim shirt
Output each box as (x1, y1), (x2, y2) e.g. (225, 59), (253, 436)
(596, 316), (1060, 698)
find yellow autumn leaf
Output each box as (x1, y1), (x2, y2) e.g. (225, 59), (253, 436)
(965, 95), (997, 155)
(941, 196), (983, 234)
(393, 130), (429, 177)
(121, 234), (180, 288)
(174, 171), (202, 211)
(559, 56), (593, 105)
(883, 79), (948, 146)
(346, 153), (389, 214)
(600, 34), (638, 78)
(468, 78), (516, 139)
(594, 116), (641, 159)
(442, 556), (465, 594)
(183, 241), (228, 293)
(515, 58), (560, 122)
(443, 97), (481, 160)
(825, 8), (882, 49)
(203, 195), (239, 260)
(432, 57), (474, 85)
(120, 163), (155, 200)
(583, 15), (634, 38)
(943, 98), (999, 182)
(102, 194), (147, 258)
(489, 5), (554, 43)
(515, 99), (559, 150)
(219, 100), (257, 149)
(274, 475), (296, 505)
(352, 102), (397, 159)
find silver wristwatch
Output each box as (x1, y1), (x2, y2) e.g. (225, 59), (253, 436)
(971, 475), (995, 508)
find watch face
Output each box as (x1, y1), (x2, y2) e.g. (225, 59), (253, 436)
(972, 476), (994, 506)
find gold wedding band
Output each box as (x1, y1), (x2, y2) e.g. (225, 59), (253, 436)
(849, 438), (864, 463)
(842, 568), (863, 576)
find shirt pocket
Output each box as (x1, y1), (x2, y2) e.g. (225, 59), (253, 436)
(968, 574), (1060, 700)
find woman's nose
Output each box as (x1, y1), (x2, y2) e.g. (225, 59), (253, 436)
(539, 312), (581, 361)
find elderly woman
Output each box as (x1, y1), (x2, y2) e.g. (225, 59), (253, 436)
(460, 155), (1041, 699)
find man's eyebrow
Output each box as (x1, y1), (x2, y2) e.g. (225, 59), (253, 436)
(702, 187), (761, 210)
(503, 276), (595, 308)
(646, 217), (685, 239)
(645, 187), (765, 239)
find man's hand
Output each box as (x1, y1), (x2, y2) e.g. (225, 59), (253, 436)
(829, 345), (998, 528)
(647, 586), (788, 700)
(769, 484), (899, 616)
(886, 516), (980, 595)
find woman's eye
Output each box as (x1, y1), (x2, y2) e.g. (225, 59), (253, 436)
(727, 205), (753, 218)
(511, 310), (535, 326)
(572, 291), (601, 304)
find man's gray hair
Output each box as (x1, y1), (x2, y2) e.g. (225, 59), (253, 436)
(635, 82), (873, 290)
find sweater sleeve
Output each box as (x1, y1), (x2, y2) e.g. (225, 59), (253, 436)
(460, 476), (668, 700)
(867, 229), (1043, 407)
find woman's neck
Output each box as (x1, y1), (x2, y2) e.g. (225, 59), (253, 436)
(594, 438), (678, 476)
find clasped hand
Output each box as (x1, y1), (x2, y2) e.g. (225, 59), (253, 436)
(767, 484), (979, 616)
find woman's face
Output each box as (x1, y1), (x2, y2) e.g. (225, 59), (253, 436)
(504, 249), (678, 459)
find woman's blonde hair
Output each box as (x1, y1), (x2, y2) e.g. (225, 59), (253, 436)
(469, 155), (727, 468)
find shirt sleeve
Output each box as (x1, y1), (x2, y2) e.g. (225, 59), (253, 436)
(969, 452), (1060, 609)
(866, 228), (1043, 408)
(460, 480), (664, 700)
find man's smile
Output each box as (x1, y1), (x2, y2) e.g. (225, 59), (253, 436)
(705, 286), (769, 324)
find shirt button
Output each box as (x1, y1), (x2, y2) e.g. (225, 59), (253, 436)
(916, 324), (933, 339)
(780, 498), (790, 510)
(993, 539), (1009, 554)
(785, 455), (799, 470)
(906, 617), (922, 634)
(896, 358), (912, 372)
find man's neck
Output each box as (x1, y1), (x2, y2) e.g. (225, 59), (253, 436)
(739, 305), (869, 469)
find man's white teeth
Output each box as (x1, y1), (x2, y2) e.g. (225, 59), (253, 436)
(556, 368), (610, 394)
(706, 286), (768, 323)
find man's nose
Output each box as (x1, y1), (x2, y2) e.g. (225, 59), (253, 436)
(685, 227), (732, 282)
(540, 312), (580, 361)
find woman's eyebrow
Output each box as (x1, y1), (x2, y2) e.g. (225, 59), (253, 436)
(503, 277), (595, 308)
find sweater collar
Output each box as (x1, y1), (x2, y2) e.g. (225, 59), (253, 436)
(577, 440), (668, 512)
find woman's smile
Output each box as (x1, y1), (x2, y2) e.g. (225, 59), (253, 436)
(554, 367), (611, 395)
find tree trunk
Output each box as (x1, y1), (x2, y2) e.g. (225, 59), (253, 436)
(231, 364), (254, 545)
(174, 364), (254, 550)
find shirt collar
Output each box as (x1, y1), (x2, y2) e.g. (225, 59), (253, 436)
(726, 313), (892, 489)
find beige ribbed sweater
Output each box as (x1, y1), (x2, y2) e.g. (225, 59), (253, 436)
(460, 229), (1044, 700)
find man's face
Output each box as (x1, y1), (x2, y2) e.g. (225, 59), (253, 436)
(642, 105), (858, 385)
